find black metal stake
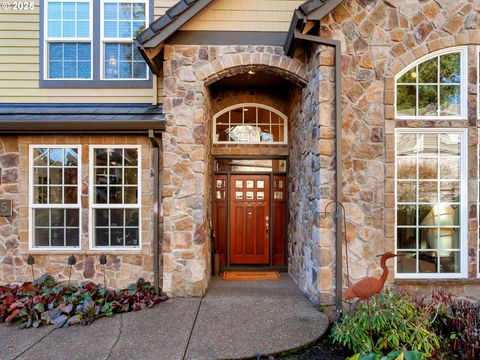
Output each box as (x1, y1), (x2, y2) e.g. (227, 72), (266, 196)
(67, 255), (77, 287)
(27, 254), (35, 283)
(100, 254), (107, 288)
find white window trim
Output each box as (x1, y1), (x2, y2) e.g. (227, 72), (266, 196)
(44, 0), (93, 80)
(477, 128), (480, 277)
(29, 145), (82, 251)
(88, 145), (142, 251)
(477, 46), (480, 120)
(100, 0), (149, 81)
(213, 103), (288, 145)
(394, 46), (468, 120)
(394, 128), (468, 279)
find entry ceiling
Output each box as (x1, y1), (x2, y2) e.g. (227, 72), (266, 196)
(210, 71), (293, 90)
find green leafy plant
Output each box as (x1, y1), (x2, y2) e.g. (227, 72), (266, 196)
(347, 350), (422, 360)
(0, 275), (168, 329)
(331, 291), (441, 358)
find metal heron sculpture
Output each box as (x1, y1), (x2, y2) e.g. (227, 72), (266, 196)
(343, 252), (401, 303)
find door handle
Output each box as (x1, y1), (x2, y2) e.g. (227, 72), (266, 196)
(266, 216), (269, 234)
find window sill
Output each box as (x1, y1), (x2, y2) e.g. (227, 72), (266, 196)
(39, 78), (152, 89)
(395, 278), (480, 285)
(28, 249), (141, 255)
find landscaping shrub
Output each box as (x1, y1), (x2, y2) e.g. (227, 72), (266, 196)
(0, 274), (168, 329)
(331, 289), (480, 360)
(448, 299), (480, 359)
(423, 290), (480, 359)
(331, 291), (441, 358)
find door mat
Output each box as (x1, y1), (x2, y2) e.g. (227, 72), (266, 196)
(223, 271), (281, 281)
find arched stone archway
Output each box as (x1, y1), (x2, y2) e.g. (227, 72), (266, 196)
(193, 52), (308, 87)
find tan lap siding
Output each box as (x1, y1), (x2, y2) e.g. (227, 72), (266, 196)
(0, 0), (152, 104)
(180, 0), (304, 32)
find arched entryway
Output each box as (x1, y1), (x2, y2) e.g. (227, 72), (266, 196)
(207, 69), (300, 271)
(161, 44), (333, 300)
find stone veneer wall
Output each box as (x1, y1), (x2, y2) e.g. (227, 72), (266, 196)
(288, 45), (337, 306)
(320, 0), (480, 297)
(162, 44), (307, 296)
(0, 135), (156, 289)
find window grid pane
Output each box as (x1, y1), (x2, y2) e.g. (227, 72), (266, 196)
(214, 105), (287, 144)
(396, 51), (463, 118)
(47, 1), (91, 38)
(396, 132), (463, 275)
(103, 1), (146, 38)
(48, 43), (91, 79)
(92, 147), (140, 248)
(104, 43), (147, 79)
(31, 146), (80, 248)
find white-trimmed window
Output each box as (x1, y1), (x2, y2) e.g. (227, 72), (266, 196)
(89, 146), (141, 249)
(44, 1), (92, 79)
(101, 0), (148, 79)
(478, 129), (480, 276)
(395, 129), (468, 278)
(477, 47), (480, 119)
(29, 146), (81, 249)
(213, 103), (288, 144)
(395, 47), (467, 119)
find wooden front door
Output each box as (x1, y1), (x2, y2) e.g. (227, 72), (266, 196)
(229, 175), (270, 264)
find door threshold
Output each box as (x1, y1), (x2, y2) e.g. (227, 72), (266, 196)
(221, 265), (288, 273)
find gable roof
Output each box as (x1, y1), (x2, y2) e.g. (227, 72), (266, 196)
(136, 0), (213, 48)
(135, 0), (343, 74)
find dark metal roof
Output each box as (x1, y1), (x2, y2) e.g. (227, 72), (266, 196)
(0, 104), (165, 134)
(136, 0), (213, 48)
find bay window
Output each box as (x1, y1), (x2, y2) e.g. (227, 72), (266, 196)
(395, 130), (467, 278)
(29, 146), (81, 249)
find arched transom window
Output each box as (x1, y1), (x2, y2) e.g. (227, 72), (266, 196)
(395, 47), (467, 119)
(213, 103), (287, 144)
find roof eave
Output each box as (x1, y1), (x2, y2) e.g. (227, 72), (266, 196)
(306, 0), (344, 21)
(135, 0), (213, 76)
(0, 118), (166, 134)
(136, 0), (212, 48)
(284, 0), (344, 56)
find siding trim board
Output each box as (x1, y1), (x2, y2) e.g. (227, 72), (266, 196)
(39, 0), (154, 88)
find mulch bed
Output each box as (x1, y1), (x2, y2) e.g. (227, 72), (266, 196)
(271, 334), (350, 360)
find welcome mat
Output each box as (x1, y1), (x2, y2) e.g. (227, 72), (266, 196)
(223, 271), (281, 281)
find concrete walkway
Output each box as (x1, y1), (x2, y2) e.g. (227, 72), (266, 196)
(0, 274), (329, 360)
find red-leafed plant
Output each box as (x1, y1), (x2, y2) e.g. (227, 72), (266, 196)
(0, 274), (168, 329)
